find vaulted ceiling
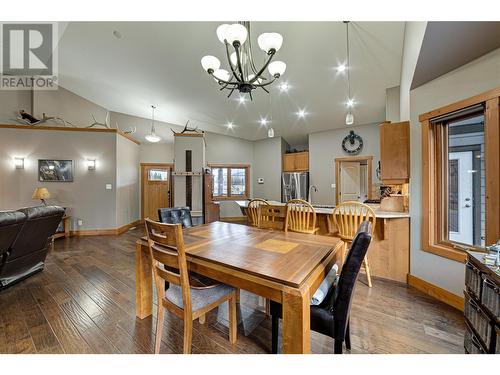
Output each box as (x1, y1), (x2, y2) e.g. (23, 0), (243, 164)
(57, 22), (405, 145)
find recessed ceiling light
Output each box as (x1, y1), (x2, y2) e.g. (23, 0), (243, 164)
(346, 98), (355, 107)
(259, 118), (268, 126)
(112, 30), (122, 39)
(238, 95), (246, 103)
(297, 109), (307, 118)
(279, 82), (289, 92)
(226, 122), (234, 129)
(337, 64), (346, 73)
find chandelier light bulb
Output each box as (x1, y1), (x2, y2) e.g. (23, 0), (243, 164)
(213, 69), (230, 82)
(225, 23), (248, 45)
(238, 95), (246, 103)
(257, 32), (283, 53)
(346, 112), (354, 125)
(216, 24), (229, 44)
(201, 55), (221, 72)
(268, 61), (286, 77)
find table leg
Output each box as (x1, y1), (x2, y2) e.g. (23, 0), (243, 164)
(135, 240), (153, 319)
(282, 286), (310, 354)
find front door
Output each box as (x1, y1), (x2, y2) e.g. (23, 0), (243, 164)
(141, 164), (172, 221)
(448, 151), (473, 245)
(340, 162), (361, 202)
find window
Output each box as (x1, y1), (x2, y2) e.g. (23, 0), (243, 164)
(421, 89), (500, 262)
(148, 169), (169, 181)
(210, 164), (250, 200)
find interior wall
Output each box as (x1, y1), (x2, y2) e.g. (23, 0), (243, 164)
(0, 128), (118, 231)
(116, 135), (140, 228)
(0, 90), (30, 124)
(409, 47), (500, 296)
(253, 137), (285, 202)
(386, 86), (401, 122)
(308, 123), (381, 205)
(139, 144), (173, 163)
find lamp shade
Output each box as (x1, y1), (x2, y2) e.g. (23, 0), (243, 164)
(32, 187), (51, 200)
(257, 32), (283, 53)
(268, 61), (286, 77)
(213, 69), (230, 82)
(225, 23), (248, 45)
(216, 24), (229, 44)
(345, 112), (354, 125)
(201, 55), (221, 72)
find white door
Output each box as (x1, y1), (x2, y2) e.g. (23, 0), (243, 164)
(340, 162), (361, 202)
(448, 151), (473, 245)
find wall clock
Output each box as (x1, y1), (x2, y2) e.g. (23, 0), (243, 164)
(342, 130), (363, 155)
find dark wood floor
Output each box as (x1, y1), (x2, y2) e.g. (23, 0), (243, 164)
(0, 227), (465, 354)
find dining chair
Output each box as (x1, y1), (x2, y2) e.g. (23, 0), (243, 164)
(332, 201), (376, 287)
(247, 198), (269, 227)
(258, 204), (287, 231)
(285, 199), (318, 234)
(144, 218), (238, 354)
(270, 221), (373, 354)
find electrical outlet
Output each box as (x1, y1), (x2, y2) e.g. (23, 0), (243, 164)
(106, 183), (112, 190)
(77, 219), (83, 226)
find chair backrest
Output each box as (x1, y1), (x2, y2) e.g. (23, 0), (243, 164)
(247, 199), (269, 227)
(285, 199), (317, 234)
(144, 219), (192, 312)
(333, 221), (372, 341)
(9, 206), (64, 261)
(259, 204), (287, 231)
(332, 201), (376, 241)
(158, 207), (193, 228)
(0, 210), (26, 257)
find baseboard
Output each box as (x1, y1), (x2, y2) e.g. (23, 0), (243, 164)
(219, 216), (247, 223)
(70, 219), (141, 237)
(407, 274), (464, 311)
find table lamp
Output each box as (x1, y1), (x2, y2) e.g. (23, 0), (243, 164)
(32, 187), (51, 205)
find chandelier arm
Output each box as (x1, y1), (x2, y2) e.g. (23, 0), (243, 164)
(234, 43), (246, 81)
(260, 86), (270, 94)
(210, 71), (239, 87)
(227, 88), (236, 98)
(253, 76), (278, 87)
(248, 51), (276, 84)
(225, 41), (242, 82)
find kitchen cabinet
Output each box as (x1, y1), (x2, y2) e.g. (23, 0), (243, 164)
(379, 121), (410, 184)
(283, 151), (309, 172)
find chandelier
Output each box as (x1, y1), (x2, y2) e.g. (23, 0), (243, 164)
(201, 22), (286, 100)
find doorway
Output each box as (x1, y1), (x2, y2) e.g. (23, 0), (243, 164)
(335, 156), (373, 205)
(141, 163), (173, 222)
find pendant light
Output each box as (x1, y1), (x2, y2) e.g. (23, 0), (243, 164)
(145, 105), (161, 143)
(344, 21), (354, 126)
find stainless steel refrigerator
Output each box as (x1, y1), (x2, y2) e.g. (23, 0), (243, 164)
(282, 172), (309, 202)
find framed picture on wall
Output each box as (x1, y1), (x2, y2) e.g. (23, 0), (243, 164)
(38, 160), (74, 182)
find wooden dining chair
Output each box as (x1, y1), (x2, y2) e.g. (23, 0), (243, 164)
(285, 199), (318, 234)
(258, 204), (287, 231)
(144, 218), (237, 354)
(247, 198), (269, 227)
(332, 201), (376, 287)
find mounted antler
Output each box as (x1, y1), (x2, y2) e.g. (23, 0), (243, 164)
(87, 111), (110, 129)
(171, 120), (202, 135)
(16, 110), (75, 127)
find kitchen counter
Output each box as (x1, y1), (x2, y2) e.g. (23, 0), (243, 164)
(235, 199), (410, 283)
(234, 200), (410, 219)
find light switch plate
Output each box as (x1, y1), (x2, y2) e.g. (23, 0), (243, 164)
(77, 219), (83, 226)
(331, 183), (336, 189)
(258, 178), (264, 184)
(106, 183), (112, 190)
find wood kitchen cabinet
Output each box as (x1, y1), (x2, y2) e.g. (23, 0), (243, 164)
(283, 151), (309, 172)
(379, 121), (410, 184)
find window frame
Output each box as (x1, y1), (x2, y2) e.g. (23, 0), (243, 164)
(208, 164), (250, 201)
(420, 88), (500, 263)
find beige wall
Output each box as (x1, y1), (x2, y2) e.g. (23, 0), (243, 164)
(309, 123), (381, 205)
(0, 128), (118, 230)
(116, 135), (140, 227)
(409, 48), (500, 296)
(253, 137), (285, 202)
(0, 90), (30, 124)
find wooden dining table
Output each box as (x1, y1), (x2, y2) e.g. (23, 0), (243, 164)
(135, 221), (342, 354)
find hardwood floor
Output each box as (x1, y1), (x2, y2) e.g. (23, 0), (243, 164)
(0, 227), (465, 354)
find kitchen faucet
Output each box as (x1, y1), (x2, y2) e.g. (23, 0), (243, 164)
(308, 185), (318, 204)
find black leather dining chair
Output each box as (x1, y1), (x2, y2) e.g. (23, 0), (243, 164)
(270, 221), (373, 354)
(158, 207), (193, 228)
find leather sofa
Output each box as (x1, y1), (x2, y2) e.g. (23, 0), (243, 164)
(0, 205), (64, 290)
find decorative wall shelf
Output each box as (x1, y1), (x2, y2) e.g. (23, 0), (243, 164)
(171, 171), (202, 176)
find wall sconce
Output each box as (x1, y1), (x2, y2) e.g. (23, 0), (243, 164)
(14, 157), (24, 169)
(87, 159), (96, 171)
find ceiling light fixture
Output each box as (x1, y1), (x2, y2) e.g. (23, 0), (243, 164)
(227, 122), (234, 129)
(201, 22), (286, 100)
(145, 105), (161, 143)
(279, 82), (289, 92)
(238, 95), (246, 103)
(344, 21), (354, 126)
(337, 64), (346, 73)
(297, 109), (307, 118)
(259, 118), (268, 126)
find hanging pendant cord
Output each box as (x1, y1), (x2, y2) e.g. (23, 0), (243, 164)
(346, 22), (351, 100)
(151, 106), (156, 133)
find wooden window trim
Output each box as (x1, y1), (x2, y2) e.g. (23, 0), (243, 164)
(208, 164), (250, 201)
(421, 89), (500, 263)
